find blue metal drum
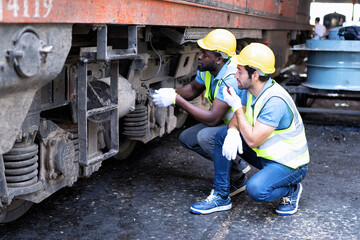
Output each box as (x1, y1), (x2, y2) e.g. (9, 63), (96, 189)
(294, 39), (360, 91)
(328, 27), (344, 40)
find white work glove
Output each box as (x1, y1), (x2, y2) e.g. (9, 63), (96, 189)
(222, 128), (243, 161)
(222, 86), (242, 112)
(152, 88), (176, 107)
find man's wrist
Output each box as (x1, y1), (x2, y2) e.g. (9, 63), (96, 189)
(230, 103), (242, 112)
(231, 106), (240, 112)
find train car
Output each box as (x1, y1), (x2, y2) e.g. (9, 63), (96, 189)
(323, 12), (346, 29)
(0, 0), (312, 223)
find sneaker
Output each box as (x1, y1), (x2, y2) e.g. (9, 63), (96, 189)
(240, 161), (251, 174)
(190, 189), (232, 214)
(229, 175), (247, 197)
(276, 183), (303, 216)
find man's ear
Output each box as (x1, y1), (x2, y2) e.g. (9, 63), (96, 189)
(216, 57), (224, 65)
(252, 70), (259, 80)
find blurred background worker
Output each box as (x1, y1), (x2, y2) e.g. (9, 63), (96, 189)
(152, 29), (250, 196)
(190, 43), (309, 216)
(314, 17), (327, 38)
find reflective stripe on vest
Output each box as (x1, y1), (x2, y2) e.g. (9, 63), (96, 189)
(201, 71), (215, 104)
(244, 81), (310, 169)
(200, 71), (234, 123)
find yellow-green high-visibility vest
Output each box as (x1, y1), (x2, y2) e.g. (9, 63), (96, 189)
(244, 80), (310, 169)
(200, 71), (234, 123)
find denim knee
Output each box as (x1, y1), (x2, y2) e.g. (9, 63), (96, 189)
(246, 178), (270, 202)
(178, 130), (187, 146)
(197, 128), (210, 147)
(179, 129), (193, 149)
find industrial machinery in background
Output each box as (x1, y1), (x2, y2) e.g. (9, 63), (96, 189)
(0, 0), (313, 222)
(323, 12), (346, 30)
(282, 13), (360, 120)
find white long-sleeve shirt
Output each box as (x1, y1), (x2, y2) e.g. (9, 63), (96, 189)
(314, 23), (326, 37)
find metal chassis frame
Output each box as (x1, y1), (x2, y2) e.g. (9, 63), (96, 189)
(97, 25), (138, 61)
(77, 25), (138, 167)
(284, 84), (360, 116)
(77, 59), (119, 167)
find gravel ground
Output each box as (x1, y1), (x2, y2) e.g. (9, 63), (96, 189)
(1, 117), (360, 240)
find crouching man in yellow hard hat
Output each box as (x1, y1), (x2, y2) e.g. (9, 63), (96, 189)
(152, 29), (250, 196)
(190, 43), (310, 215)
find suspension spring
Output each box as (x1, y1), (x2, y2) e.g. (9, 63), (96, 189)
(3, 143), (39, 188)
(122, 105), (148, 136)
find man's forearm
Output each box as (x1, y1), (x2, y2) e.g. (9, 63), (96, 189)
(228, 105), (247, 130)
(228, 114), (238, 129)
(175, 81), (201, 100)
(234, 108), (275, 148)
(176, 95), (225, 126)
(234, 108), (254, 146)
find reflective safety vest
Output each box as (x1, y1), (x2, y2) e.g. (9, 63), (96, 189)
(244, 80), (310, 169)
(200, 67), (236, 123)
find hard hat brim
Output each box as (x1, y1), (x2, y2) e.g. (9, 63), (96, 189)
(231, 55), (276, 74)
(197, 39), (213, 51)
(197, 39), (236, 57)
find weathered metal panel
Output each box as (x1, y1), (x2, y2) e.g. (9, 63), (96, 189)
(0, 92), (36, 155)
(0, 155), (7, 202)
(0, 24), (72, 96)
(0, 0), (312, 30)
(183, 28), (262, 41)
(0, 24), (72, 154)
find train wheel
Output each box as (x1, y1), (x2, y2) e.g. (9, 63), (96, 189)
(0, 200), (33, 223)
(113, 137), (138, 161)
(104, 121), (138, 161)
(175, 108), (188, 129)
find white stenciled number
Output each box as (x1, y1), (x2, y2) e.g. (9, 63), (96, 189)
(43, 0), (53, 17)
(34, 0), (40, 17)
(23, 0), (29, 17)
(0, 0), (3, 21)
(7, 0), (20, 17)
(1, 0), (54, 19)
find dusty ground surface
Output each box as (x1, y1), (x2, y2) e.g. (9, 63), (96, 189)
(1, 115), (360, 240)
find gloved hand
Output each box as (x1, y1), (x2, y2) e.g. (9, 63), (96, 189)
(223, 86), (241, 112)
(222, 128), (243, 161)
(152, 88), (177, 107)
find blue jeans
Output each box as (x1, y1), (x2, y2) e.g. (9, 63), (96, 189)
(213, 126), (308, 201)
(179, 123), (244, 182)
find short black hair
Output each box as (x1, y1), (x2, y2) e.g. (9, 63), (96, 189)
(212, 51), (228, 63)
(213, 51), (222, 58)
(315, 17), (320, 22)
(244, 66), (269, 82)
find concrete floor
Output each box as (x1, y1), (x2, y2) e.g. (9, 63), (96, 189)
(0, 119), (359, 240)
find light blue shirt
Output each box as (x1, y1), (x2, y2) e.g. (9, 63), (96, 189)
(241, 79), (293, 130)
(195, 60), (244, 102)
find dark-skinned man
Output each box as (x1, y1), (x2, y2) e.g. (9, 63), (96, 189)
(152, 29), (250, 196)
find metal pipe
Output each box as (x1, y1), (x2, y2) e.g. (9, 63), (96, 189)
(298, 107), (360, 116)
(352, 0), (355, 21)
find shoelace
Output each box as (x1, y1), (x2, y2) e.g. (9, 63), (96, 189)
(280, 196), (291, 205)
(205, 194), (217, 203)
(205, 190), (217, 203)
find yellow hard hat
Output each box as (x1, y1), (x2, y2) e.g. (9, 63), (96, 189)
(197, 29), (236, 57)
(232, 43), (275, 74)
